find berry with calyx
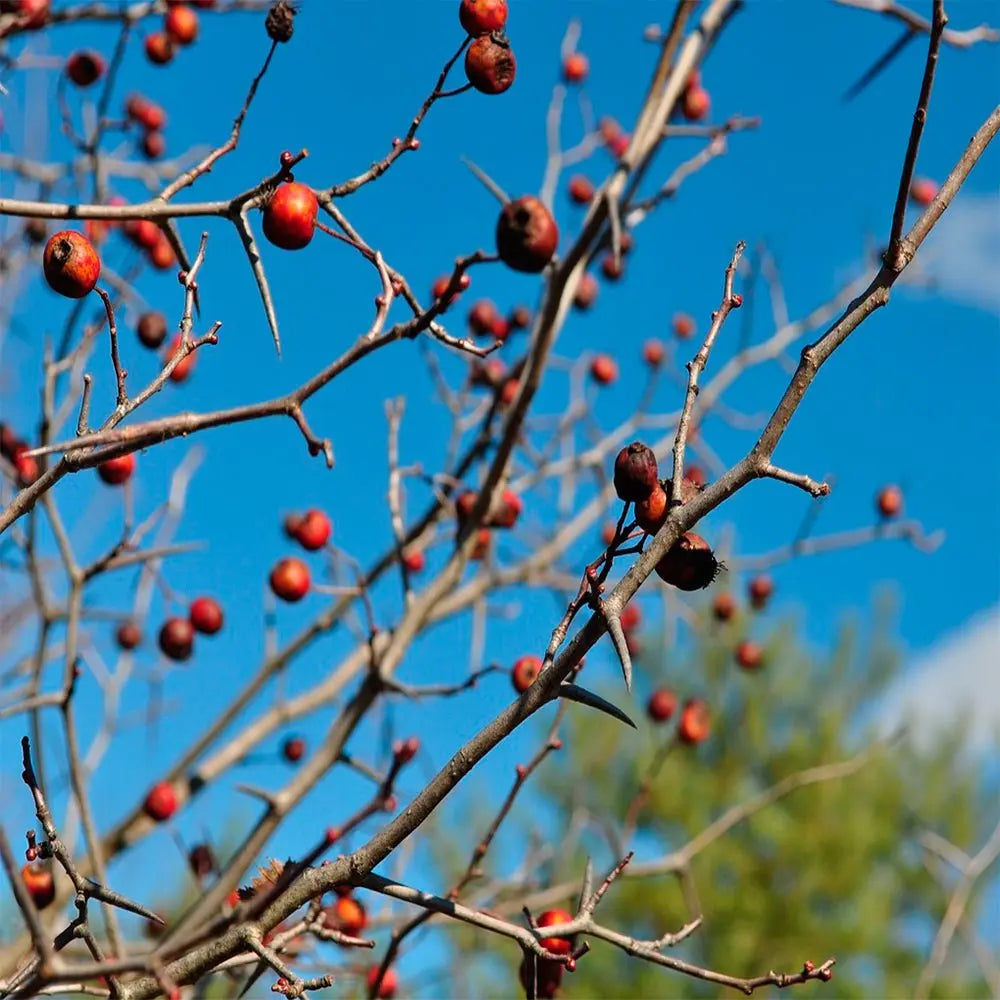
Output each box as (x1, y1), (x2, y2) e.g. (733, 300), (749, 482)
(367, 966), (398, 999)
(573, 271), (598, 310)
(655, 532), (720, 591)
(144, 782), (178, 822)
(735, 640), (764, 671)
(496, 196), (558, 272)
(647, 687), (677, 723)
(269, 557), (311, 602)
(97, 453), (136, 486)
(643, 338), (665, 366)
(748, 574), (773, 610)
(116, 621), (142, 650)
(568, 174), (594, 204)
(909, 178), (938, 207)
(265, 0), (296, 42)
(537, 908), (574, 955)
(465, 33), (516, 94)
(562, 51), (588, 83)
(876, 484), (903, 519)
(137, 310), (168, 349)
(293, 508), (332, 550)
(673, 312), (695, 339)
(159, 617), (195, 661)
(66, 50), (105, 87)
(189, 596), (223, 635)
(589, 354), (618, 385)
(21, 864), (55, 909)
(512, 654), (541, 693)
(677, 697), (710, 745)
(712, 592), (736, 622)
(144, 32), (174, 65)
(282, 736), (305, 762)
(262, 182), (317, 250)
(459, 0), (507, 36)
(613, 441), (658, 502)
(43, 231), (100, 298)
(635, 483), (668, 534)
(164, 3), (198, 45)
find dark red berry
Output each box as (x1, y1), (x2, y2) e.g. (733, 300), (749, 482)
(735, 640), (763, 670)
(614, 441), (659, 502)
(143, 782), (178, 821)
(748, 575), (773, 610)
(282, 736), (305, 762)
(655, 532), (719, 591)
(590, 354), (617, 385)
(137, 310), (168, 349)
(188, 842), (215, 878)
(496, 196), (557, 272)
(164, 3), (198, 45)
(159, 617), (195, 661)
(537, 909), (574, 955)
(647, 687), (677, 723)
(97, 453), (136, 486)
(293, 508), (331, 550)
(465, 33), (516, 94)
(562, 52), (588, 83)
(712, 592), (736, 622)
(573, 272), (598, 310)
(66, 50), (105, 87)
(116, 621), (142, 650)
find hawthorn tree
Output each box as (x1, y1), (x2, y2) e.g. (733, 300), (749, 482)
(0, 1), (997, 999)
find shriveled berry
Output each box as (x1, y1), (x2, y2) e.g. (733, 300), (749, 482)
(735, 640), (763, 671)
(459, 0), (507, 36)
(66, 50), (105, 87)
(496, 196), (558, 272)
(189, 596), (223, 635)
(465, 33), (516, 94)
(876, 485), (903, 519)
(158, 617), (195, 661)
(269, 557), (311, 602)
(512, 654), (541, 693)
(635, 483), (668, 534)
(116, 621), (142, 650)
(262, 182), (317, 250)
(748, 574), (773, 610)
(573, 271), (598, 310)
(647, 687), (677, 723)
(97, 453), (136, 486)
(590, 354), (617, 385)
(24, 218), (47, 244)
(137, 311), (168, 349)
(677, 697), (710, 745)
(143, 781), (178, 821)
(655, 532), (719, 591)
(43, 230), (100, 298)
(265, 0), (296, 42)
(614, 441), (658, 502)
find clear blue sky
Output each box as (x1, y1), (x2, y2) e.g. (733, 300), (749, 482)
(1, 0), (997, 991)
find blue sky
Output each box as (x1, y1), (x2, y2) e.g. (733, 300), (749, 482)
(1, 0), (998, 991)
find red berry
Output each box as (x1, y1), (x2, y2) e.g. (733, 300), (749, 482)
(519, 955), (563, 1000)
(13, 446), (39, 486)
(21, 864), (55, 909)
(590, 354), (618, 385)
(402, 547), (425, 573)
(491, 488), (522, 529)
(431, 272), (470, 309)
(712, 592), (736, 622)
(673, 312), (695, 339)
(97, 453), (136, 486)
(655, 532), (719, 591)
(270, 557), (311, 602)
(137, 310), (168, 349)
(643, 338), (665, 366)
(635, 484), (668, 534)
(490, 314), (511, 340)
(147, 232), (175, 270)
(43, 231), (100, 298)
(620, 603), (641, 632)
(470, 357), (507, 389)
(158, 617), (195, 661)
(458, 0), (507, 36)
(164, 3), (199, 45)
(65, 50), (105, 87)
(600, 116), (623, 144)
(471, 527), (491, 560)
(454, 489), (479, 527)
(367, 966), (398, 999)
(512, 654), (541, 693)
(126, 94), (166, 131)
(15, 0), (50, 30)
(748, 574), (773, 610)
(608, 132), (630, 158)
(282, 736), (305, 762)
(263, 182), (318, 250)
(496, 196), (558, 272)
(166, 335), (196, 383)
(601, 252), (624, 281)
(293, 508), (332, 551)
(143, 782), (178, 822)
(647, 687), (677, 723)
(465, 33), (516, 94)
(141, 131), (166, 160)
(567, 174), (595, 204)
(681, 85), (710, 121)
(189, 596), (223, 635)
(876, 485), (903, 519)
(573, 271), (599, 311)
(614, 441), (659, 502)
(125, 218), (161, 251)
(508, 304), (532, 329)
(324, 896), (366, 937)
(562, 52), (589, 83)
(735, 640), (764, 671)
(115, 621), (142, 650)
(144, 32), (174, 65)
(677, 697), (710, 745)
(909, 178), (938, 207)
(537, 908), (574, 955)
(467, 299), (500, 337)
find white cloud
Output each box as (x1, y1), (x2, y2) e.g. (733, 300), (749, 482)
(880, 606), (1000, 751)
(917, 193), (1000, 315)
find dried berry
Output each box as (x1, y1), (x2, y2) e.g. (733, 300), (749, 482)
(465, 32), (516, 94)
(655, 532), (719, 591)
(265, 0), (295, 42)
(496, 196), (558, 272)
(613, 441), (658, 502)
